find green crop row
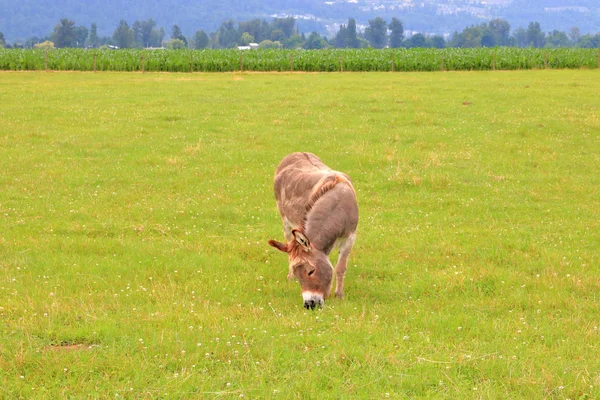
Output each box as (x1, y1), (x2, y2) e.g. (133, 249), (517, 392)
(0, 48), (598, 72)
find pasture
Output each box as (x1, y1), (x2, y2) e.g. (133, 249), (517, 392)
(0, 70), (599, 398)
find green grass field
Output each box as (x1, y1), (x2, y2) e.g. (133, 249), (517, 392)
(1, 70), (599, 399)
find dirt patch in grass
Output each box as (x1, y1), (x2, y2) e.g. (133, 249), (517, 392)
(45, 341), (98, 352)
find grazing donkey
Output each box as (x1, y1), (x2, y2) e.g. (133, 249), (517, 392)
(268, 152), (358, 309)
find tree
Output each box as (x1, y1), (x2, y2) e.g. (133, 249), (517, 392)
(481, 27), (496, 47)
(489, 19), (511, 46)
(167, 39), (185, 49)
(569, 27), (581, 44)
(546, 30), (570, 48)
(149, 27), (165, 48)
(365, 17), (387, 48)
(171, 25), (187, 47)
(304, 32), (327, 49)
(272, 17), (295, 38)
(526, 22), (545, 48)
(172, 24), (183, 40)
(240, 32), (255, 45)
(208, 31), (218, 48)
(0, 32), (6, 48)
(358, 37), (369, 48)
(284, 34), (303, 49)
(577, 34), (600, 48)
(333, 23), (347, 48)
(429, 35), (446, 49)
(113, 20), (134, 48)
(259, 39), (282, 49)
(133, 19), (156, 48)
(270, 29), (285, 42)
(450, 25), (483, 48)
(345, 19), (359, 48)
(52, 18), (77, 48)
(217, 20), (239, 48)
(389, 18), (404, 48)
(88, 23), (99, 48)
(24, 36), (41, 48)
(405, 33), (427, 48)
(194, 30), (209, 49)
(75, 26), (88, 48)
(334, 18), (359, 48)
(238, 19), (267, 43)
(513, 27), (527, 47)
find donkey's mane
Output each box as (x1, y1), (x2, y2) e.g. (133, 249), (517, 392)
(302, 174), (353, 229)
(286, 238), (305, 259)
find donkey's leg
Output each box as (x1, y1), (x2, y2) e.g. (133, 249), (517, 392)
(334, 232), (356, 298)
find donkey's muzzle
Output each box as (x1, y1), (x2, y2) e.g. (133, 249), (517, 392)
(304, 300), (317, 310)
(302, 292), (324, 310)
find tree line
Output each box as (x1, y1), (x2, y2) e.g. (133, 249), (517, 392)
(1, 16), (599, 50)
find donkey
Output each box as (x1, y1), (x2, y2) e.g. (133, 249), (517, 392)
(268, 152), (358, 309)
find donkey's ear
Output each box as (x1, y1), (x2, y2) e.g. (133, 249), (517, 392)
(268, 239), (289, 253)
(292, 230), (311, 252)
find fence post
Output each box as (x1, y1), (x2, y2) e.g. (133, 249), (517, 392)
(544, 52), (548, 69)
(190, 54), (193, 73)
(94, 53), (97, 72)
(340, 55), (344, 72)
(240, 53), (244, 72)
(441, 53), (445, 71)
(45, 48), (48, 72)
(141, 53), (145, 73)
(392, 53), (395, 72)
(597, 50), (600, 69)
(290, 53), (293, 72)
(492, 51), (496, 71)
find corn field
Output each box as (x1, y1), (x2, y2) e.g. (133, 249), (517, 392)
(0, 48), (598, 72)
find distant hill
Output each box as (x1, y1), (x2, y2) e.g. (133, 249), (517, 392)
(1, 0), (599, 42)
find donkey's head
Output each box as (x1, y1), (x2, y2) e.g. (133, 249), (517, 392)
(268, 229), (333, 309)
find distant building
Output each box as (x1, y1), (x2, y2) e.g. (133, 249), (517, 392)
(237, 43), (259, 50)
